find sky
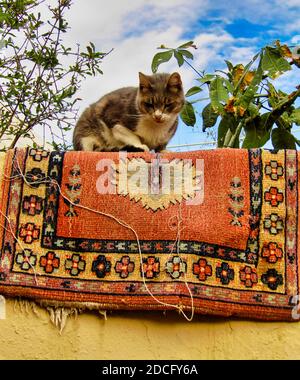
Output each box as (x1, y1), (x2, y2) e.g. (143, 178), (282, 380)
(55, 0), (300, 150)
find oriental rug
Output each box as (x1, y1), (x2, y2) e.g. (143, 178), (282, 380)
(0, 147), (299, 321)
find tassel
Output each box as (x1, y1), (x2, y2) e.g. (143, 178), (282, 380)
(46, 306), (78, 334)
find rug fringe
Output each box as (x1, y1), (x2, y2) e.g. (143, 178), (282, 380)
(14, 298), (40, 317)
(46, 306), (78, 334)
(99, 310), (107, 320)
(13, 297), (108, 333)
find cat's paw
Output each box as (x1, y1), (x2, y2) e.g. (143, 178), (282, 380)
(121, 145), (149, 152)
(139, 144), (150, 152)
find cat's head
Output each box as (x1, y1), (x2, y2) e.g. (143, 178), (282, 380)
(137, 72), (185, 124)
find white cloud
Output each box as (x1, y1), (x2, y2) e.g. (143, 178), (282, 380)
(286, 20), (300, 33)
(65, 1), (140, 47)
(65, 0), (206, 48)
(291, 35), (300, 44)
(227, 46), (258, 65)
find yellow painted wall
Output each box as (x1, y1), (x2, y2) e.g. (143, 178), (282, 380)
(0, 298), (300, 359)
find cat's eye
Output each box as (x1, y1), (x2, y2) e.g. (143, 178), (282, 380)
(144, 102), (153, 108)
(165, 102), (175, 109)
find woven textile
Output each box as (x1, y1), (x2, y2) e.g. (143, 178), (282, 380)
(0, 147), (299, 320)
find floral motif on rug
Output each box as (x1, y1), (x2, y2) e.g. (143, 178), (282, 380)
(0, 148), (299, 321)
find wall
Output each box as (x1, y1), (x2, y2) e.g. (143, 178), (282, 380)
(0, 298), (300, 360)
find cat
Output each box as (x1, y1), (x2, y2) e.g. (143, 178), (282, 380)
(73, 72), (185, 152)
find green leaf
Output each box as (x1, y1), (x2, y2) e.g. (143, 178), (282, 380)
(151, 50), (173, 73)
(180, 101), (196, 126)
(174, 50), (184, 67)
(271, 128), (296, 149)
(224, 79), (234, 94)
(209, 77), (229, 112)
(237, 87), (256, 110)
(198, 74), (215, 84)
(225, 60), (233, 72)
(178, 49), (193, 59)
(281, 111), (291, 125)
(266, 83), (294, 112)
(261, 46), (291, 79)
(202, 103), (219, 131)
(87, 45), (93, 56)
(250, 61), (263, 88)
(275, 95), (294, 111)
(267, 82), (277, 97)
(258, 112), (273, 130)
(242, 126), (270, 148)
(218, 117), (230, 147)
(0, 13), (8, 23)
(275, 116), (291, 131)
(290, 108), (300, 126)
(185, 86), (203, 97)
(248, 103), (260, 118)
(232, 135), (240, 148)
(266, 81), (278, 108)
(178, 41), (194, 49)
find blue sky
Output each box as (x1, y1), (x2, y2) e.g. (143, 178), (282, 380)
(60, 0), (300, 151)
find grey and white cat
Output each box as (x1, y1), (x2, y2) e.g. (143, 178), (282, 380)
(73, 72), (185, 152)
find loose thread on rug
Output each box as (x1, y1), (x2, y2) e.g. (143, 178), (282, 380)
(3, 154), (195, 322)
(167, 203), (194, 321)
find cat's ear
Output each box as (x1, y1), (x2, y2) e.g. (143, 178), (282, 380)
(167, 72), (182, 92)
(139, 72), (151, 92)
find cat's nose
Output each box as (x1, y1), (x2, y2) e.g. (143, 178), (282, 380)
(154, 110), (163, 122)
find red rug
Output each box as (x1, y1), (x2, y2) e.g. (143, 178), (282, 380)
(0, 147), (299, 320)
